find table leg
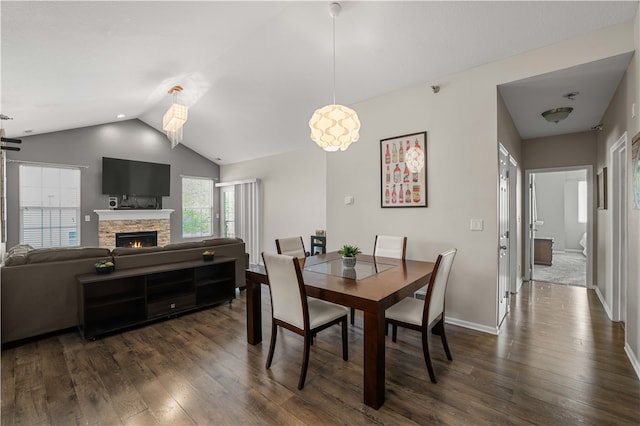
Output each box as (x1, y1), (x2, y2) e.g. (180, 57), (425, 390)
(246, 277), (262, 345)
(363, 307), (386, 409)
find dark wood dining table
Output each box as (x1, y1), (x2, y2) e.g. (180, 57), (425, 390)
(245, 252), (435, 409)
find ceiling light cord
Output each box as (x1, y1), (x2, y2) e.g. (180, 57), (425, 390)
(332, 11), (336, 105)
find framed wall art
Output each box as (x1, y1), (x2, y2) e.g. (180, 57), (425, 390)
(380, 131), (427, 208)
(597, 167), (607, 210)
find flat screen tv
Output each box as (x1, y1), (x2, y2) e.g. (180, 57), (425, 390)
(102, 157), (171, 196)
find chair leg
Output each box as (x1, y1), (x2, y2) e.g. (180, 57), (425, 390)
(298, 334), (312, 390)
(341, 318), (348, 361)
(350, 307), (355, 325)
(392, 324), (398, 342)
(437, 319), (453, 361)
(422, 331), (437, 383)
(266, 323), (278, 369)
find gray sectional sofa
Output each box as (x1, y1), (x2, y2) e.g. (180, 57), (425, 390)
(1, 238), (246, 344)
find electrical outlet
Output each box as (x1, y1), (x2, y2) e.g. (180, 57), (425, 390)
(84, 215), (91, 222)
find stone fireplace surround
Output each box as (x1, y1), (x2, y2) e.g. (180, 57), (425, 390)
(94, 209), (174, 248)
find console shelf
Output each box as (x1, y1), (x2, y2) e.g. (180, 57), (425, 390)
(77, 257), (236, 340)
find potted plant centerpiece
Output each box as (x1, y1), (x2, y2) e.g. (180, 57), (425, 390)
(338, 244), (361, 268)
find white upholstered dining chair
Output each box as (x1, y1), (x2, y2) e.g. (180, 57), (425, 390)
(385, 248), (457, 383)
(262, 252), (349, 389)
(275, 236), (309, 260)
(350, 235), (407, 325)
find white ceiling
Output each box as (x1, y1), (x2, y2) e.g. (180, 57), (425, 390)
(1, 1), (638, 164)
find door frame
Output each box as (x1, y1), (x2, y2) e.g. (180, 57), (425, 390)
(610, 133), (627, 322)
(524, 166), (594, 287)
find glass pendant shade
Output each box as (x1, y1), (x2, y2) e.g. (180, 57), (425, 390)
(163, 103), (188, 132)
(309, 104), (361, 151)
(405, 146), (424, 173)
(163, 85), (188, 149)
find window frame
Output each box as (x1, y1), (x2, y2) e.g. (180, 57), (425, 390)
(578, 180), (587, 224)
(19, 164), (81, 248)
(181, 176), (215, 238)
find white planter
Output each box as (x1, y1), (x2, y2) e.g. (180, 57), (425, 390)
(342, 256), (357, 268)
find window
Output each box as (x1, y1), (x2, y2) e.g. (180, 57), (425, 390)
(578, 180), (587, 223)
(182, 176), (214, 238)
(20, 165), (81, 248)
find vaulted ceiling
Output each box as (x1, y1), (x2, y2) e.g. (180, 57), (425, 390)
(2, 1), (637, 164)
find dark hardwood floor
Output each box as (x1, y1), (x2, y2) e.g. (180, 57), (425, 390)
(2, 281), (639, 425)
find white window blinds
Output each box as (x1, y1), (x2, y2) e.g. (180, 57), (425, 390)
(20, 164), (81, 248)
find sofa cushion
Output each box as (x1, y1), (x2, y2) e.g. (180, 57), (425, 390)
(112, 246), (164, 256)
(202, 238), (243, 247)
(3, 244), (33, 265)
(27, 247), (111, 264)
(163, 241), (205, 251)
(4, 254), (28, 266)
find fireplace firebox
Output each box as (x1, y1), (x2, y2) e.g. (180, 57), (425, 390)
(115, 231), (158, 248)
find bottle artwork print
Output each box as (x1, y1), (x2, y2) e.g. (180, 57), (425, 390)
(381, 134), (426, 207)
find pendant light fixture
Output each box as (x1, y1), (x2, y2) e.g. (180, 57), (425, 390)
(163, 85), (188, 149)
(309, 2), (360, 152)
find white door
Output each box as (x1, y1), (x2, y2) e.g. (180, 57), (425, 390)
(498, 145), (510, 326)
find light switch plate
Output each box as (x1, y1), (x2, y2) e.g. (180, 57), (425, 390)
(470, 219), (483, 231)
(84, 215), (91, 222)
(345, 195), (354, 205)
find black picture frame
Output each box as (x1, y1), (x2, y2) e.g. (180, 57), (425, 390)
(380, 131), (427, 208)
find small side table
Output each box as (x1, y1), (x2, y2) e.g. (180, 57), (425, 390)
(534, 238), (553, 266)
(310, 235), (326, 255)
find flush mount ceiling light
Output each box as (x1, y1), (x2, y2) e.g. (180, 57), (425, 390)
(163, 85), (188, 149)
(541, 107), (573, 123)
(308, 2), (361, 152)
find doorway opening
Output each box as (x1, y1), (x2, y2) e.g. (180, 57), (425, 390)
(525, 166), (593, 287)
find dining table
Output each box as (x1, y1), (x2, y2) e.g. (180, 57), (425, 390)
(245, 251), (435, 409)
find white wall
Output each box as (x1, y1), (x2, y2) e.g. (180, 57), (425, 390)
(220, 147), (326, 261)
(223, 21), (635, 334)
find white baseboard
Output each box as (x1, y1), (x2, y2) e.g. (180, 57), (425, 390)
(445, 316), (499, 335)
(594, 285), (613, 320)
(624, 343), (640, 380)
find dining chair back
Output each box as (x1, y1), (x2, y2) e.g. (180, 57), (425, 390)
(275, 236), (308, 260)
(385, 248), (457, 383)
(425, 248), (456, 326)
(350, 234), (407, 325)
(263, 251), (306, 328)
(262, 252), (349, 389)
(373, 235), (407, 259)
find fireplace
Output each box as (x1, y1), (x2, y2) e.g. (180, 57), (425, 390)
(115, 231), (158, 248)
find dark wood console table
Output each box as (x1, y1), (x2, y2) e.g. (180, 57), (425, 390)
(77, 257), (236, 340)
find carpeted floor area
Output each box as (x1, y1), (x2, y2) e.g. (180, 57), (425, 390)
(532, 251), (587, 286)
